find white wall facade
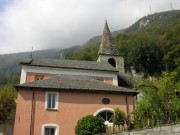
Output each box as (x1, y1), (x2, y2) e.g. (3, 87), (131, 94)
(20, 65), (118, 85)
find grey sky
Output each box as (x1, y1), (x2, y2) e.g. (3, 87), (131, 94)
(0, 0), (180, 54)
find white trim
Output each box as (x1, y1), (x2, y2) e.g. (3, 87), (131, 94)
(93, 108), (114, 116)
(94, 108), (114, 126)
(41, 124), (59, 135)
(45, 92), (59, 110)
(20, 68), (27, 84)
(21, 65), (118, 85)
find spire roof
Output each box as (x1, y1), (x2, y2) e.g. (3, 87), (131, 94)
(98, 20), (119, 56)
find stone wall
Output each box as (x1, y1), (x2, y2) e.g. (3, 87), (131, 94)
(107, 124), (180, 135)
(0, 120), (14, 135)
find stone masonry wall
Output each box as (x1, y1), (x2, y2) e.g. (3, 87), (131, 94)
(97, 55), (125, 73)
(107, 124), (180, 135)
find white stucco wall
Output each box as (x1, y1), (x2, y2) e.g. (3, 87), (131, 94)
(20, 65), (118, 85)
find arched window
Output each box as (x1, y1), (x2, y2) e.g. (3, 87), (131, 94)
(108, 58), (116, 67)
(94, 108), (114, 126)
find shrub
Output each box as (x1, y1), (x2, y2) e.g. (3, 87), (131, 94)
(75, 115), (106, 135)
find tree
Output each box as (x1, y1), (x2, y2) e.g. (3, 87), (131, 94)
(75, 115), (106, 135)
(134, 71), (180, 128)
(0, 85), (17, 123)
(127, 39), (163, 76)
(0, 76), (8, 85)
(164, 43), (180, 71)
(126, 113), (134, 130)
(111, 108), (126, 131)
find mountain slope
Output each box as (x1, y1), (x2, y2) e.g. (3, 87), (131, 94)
(125, 10), (180, 33)
(0, 10), (179, 76)
(82, 29), (124, 48)
(0, 46), (80, 76)
(66, 10), (180, 75)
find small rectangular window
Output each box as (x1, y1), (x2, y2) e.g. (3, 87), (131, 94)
(45, 92), (58, 110)
(96, 78), (104, 82)
(42, 124), (59, 135)
(35, 75), (44, 81)
(45, 128), (55, 135)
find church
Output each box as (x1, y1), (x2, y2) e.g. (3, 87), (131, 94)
(13, 21), (138, 135)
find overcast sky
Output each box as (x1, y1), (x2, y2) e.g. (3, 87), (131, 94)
(0, 0), (180, 54)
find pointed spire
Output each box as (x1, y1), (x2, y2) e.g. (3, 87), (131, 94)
(98, 20), (119, 56)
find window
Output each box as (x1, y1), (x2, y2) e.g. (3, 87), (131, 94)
(35, 75), (44, 81)
(94, 108), (114, 126)
(98, 111), (113, 125)
(108, 58), (116, 67)
(45, 92), (58, 110)
(45, 128), (55, 135)
(42, 124), (59, 135)
(96, 78), (104, 82)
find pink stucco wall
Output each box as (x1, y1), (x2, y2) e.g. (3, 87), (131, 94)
(25, 72), (114, 85)
(26, 72), (56, 82)
(14, 89), (135, 135)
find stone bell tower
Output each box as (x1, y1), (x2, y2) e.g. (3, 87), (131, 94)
(97, 20), (125, 73)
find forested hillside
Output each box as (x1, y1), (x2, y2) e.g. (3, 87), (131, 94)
(0, 46), (80, 75)
(66, 10), (180, 76)
(0, 10), (179, 79)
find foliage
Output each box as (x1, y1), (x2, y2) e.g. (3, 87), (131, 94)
(66, 43), (99, 61)
(126, 38), (163, 76)
(0, 11), (179, 77)
(112, 108), (126, 128)
(125, 113), (134, 130)
(134, 71), (180, 128)
(0, 85), (17, 123)
(164, 43), (180, 71)
(0, 73), (20, 86)
(75, 115), (106, 135)
(65, 10), (180, 76)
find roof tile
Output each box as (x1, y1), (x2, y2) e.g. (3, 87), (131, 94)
(15, 75), (138, 94)
(20, 58), (118, 72)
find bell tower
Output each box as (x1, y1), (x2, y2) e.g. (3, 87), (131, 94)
(97, 20), (125, 73)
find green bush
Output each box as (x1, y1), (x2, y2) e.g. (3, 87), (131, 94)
(75, 115), (106, 135)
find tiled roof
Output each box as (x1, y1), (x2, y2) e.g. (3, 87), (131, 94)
(118, 73), (138, 87)
(15, 75), (138, 95)
(98, 21), (120, 56)
(20, 58), (118, 72)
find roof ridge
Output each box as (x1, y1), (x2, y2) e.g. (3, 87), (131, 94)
(20, 58), (118, 72)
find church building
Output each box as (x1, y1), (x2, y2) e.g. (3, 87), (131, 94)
(13, 21), (138, 135)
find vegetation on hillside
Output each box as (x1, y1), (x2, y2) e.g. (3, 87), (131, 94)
(0, 85), (17, 123)
(0, 74), (19, 123)
(66, 10), (180, 76)
(66, 43), (99, 61)
(134, 71), (180, 128)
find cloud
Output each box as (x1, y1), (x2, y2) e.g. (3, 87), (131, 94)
(0, 0), (180, 54)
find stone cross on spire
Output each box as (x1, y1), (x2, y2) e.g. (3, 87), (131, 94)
(98, 20), (119, 56)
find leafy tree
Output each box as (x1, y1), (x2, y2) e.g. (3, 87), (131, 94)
(126, 113), (134, 130)
(134, 71), (180, 128)
(0, 74), (20, 86)
(111, 108), (126, 131)
(0, 85), (17, 123)
(66, 44), (99, 61)
(75, 115), (106, 135)
(164, 43), (180, 71)
(0, 76), (8, 85)
(127, 39), (164, 76)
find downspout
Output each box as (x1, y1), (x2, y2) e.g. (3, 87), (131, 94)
(126, 94), (129, 114)
(30, 87), (35, 135)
